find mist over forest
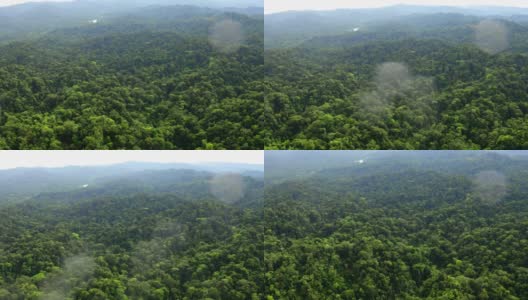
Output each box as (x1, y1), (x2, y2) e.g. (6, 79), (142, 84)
(0, 0), (264, 149)
(265, 4), (528, 149)
(1, 0), (528, 298)
(264, 150), (528, 298)
(2, 150), (527, 298)
(0, 160), (264, 298)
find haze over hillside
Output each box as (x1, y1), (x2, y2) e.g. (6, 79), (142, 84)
(265, 150), (528, 298)
(265, 4), (528, 47)
(0, 151), (264, 298)
(0, 0), (265, 149)
(264, 2), (528, 150)
(0, 0), (263, 41)
(265, 1), (528, 14)
(1, 0), (262, 8)
(0, 160), (263, 205)
(265, 151), (528, 181)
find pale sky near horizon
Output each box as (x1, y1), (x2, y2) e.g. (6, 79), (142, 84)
(0, 151), (264, 169)
(0, 0), (71, 6)
(266, 0), (528, 13)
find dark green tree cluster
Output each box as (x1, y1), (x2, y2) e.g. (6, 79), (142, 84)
(2, 153), (528, 299)
(265, 15), (528, 149)
(0, 9), (264, 149)
(0, 171), (264, 299)
(264, 152), (528, 299)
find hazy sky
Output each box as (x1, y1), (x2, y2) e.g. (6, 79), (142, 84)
(266, 0), (528, 13)
(0, 151), (263, 169)
(0, 0), (71, 6)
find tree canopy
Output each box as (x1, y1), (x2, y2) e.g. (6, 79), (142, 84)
(0, 4), (265, 149)
(2, 152), (528, 299)
(0, 167), (264, 299)
(264, 10), (528, 149)
(264, 151), (528, 299)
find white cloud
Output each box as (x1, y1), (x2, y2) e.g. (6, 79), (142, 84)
(266, 0), (528, 14)
(0, 151), (263, 169)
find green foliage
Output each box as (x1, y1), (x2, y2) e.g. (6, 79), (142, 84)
(0, 6), (264, 149)
(265, 12), (528, 149)
(0, 170), (264, 299)
(264, 152), (528, 299)
(2, 153), (528, 298)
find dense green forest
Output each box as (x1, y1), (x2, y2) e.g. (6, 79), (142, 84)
(0, 164), (264, 299)
(264, 151), (528, 299)
(2, 152), (528, 299)
(265, 6), (528, 149)
(0, 1), (264, 149)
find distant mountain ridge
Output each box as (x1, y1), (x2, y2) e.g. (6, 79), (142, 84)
(0, 162), (263, 205)
(299, 13), (528, 52)
(268, 4), (528, 17)
(0, 0), (263, 43)
(265, 5), (528, 48)
(266, 151), (528, 182)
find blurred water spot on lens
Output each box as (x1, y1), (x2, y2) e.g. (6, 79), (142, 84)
(474, 19), (509, 54)
(472, 170), (507, 205)
(210, 173), (245, 204)
(209, 19), (244, 53)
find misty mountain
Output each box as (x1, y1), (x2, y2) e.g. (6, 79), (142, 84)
(33, 168), (264, 207)
(0, 0), (264, 149)
(36, 6), (262, 47)
(0, 160), (264, 299)
(265, 151), (528, 182)
(265, 5), (528, 48)
(0, 162), (263, 204)
(300, 15), (528, 54)
(0, 0), (263, 43)
(265, 151), (528, 298)
(265, 4), (528, 150)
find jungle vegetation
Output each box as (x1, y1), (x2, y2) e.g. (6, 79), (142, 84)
(2, 152), (528, 299)
(265, 6), (528, 149)
(264, 150), (528, 299)
(0, 162), (264, 299)
(0, 0), (264, 149)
